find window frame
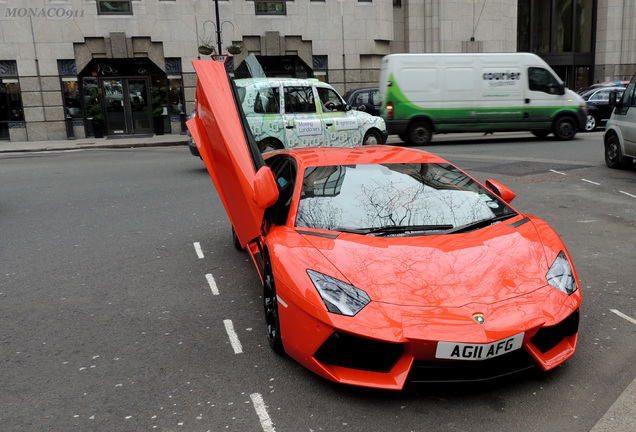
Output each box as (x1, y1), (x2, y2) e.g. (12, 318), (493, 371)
(96, 0), (133, 16)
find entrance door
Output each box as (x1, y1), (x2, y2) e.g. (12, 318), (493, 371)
(102, 78), (151, 135)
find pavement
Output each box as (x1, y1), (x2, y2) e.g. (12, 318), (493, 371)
(0, 133), (190, 154)
(2, 132), (636, 431)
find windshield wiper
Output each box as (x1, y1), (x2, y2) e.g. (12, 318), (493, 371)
(445, 213), (517, 234)
(336, 224), (454, 236)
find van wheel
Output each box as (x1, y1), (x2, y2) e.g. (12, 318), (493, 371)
(407, 121), (433, 146)
(258, 138), (284, 153)
(362, 129), (382, 145)
(605, 135), (629, 169)
(532, 130), (550, 139)
(584, 114), (597, 132)
(552, 117), (576, 140)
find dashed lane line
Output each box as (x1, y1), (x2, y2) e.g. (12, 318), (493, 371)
(610, 309), (636, 325)
(193, 242), (204, 259)
(206, 273), (219, 296)
(223, 319), (243, 354)
(250, 393), (276, 432)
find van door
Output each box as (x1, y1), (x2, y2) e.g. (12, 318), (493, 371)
(524, 67), (565, 130)
(615, 80), (636, 156)
(282, 85), (325, 148)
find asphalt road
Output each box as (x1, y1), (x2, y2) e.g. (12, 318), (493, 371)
(1, 131), (635, 431)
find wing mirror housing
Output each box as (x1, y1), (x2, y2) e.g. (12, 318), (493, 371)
(252, 166), (280, 209)
(486, 179), (516, 204)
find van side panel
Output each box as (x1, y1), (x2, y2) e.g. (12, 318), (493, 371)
(380, 53), (584, 139)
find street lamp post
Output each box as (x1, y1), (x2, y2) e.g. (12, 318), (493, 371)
(213, 0), (222, 56)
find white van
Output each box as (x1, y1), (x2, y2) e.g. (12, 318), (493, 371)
(378, 53), (587, 145)
(604, 73), (636, 169)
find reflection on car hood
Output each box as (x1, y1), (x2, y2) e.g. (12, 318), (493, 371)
(299, 217), (548, 308)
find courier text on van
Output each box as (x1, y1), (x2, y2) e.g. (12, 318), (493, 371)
(379, 53), (587, 145)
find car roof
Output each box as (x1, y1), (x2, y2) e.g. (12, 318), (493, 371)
(234, 77), (333, 89)
(265, 145), (449, 169)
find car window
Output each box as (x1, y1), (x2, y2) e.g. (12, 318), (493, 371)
(317, 87), (344, 111)
(589, 91), (604, 101)
(528, 67), (561, 94)
(296, 163), (515, 232)
(253, 87), (280, 114)
(284, 86), (316, 114)
(265, 155), (297, 225)
(617, 82), (636, 115)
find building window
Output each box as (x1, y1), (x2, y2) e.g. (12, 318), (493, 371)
(97, 1), (132, 15)
(58, 60), (82, 119)
(255, 1), (286, 15)
(0, 60), (24, 140)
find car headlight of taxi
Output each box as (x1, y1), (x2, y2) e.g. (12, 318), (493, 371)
(546, 251), (577, 295)
(307, 270), (370, 316)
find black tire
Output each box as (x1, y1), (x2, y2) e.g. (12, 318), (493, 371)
(258, 138), (283, 153)
(531, 130), (550, 139)
(605, 135), (629, 169)
(263, 254), (284, 354)
(362, 129), (382, 145)
(231, 226), (243, 251)
(584, 114), (597, 132)
(406, 120), (433, 146)
(552, 117), (577, 140)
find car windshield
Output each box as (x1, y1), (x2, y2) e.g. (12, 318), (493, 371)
(295, 163), (516, 235)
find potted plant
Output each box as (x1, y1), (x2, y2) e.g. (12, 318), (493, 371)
(151, 85), (166, 135)
(198, 37), (215, 56)
(88, 104), (105, 138)
(226, 41), (244, 55)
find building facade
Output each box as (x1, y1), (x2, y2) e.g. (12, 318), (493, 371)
(0, 0), (635, 142)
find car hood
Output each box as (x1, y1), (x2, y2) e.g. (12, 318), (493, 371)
(298, 217), (550, 308)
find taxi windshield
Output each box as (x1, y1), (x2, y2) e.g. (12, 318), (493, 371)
(295, 163), (516, 234)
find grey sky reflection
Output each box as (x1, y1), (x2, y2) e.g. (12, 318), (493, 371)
(296, 163), (509, 231)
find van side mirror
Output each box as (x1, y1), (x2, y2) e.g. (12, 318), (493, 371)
(486, 179), (516, 204)
(609, 91), (618, 108)
(558, 83), (565, 95)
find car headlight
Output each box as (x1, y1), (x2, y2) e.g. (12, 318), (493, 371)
(546, 251), (577, 295)
(307, 270), (370, 316)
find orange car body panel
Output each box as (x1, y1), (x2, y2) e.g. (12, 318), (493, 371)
(189, 65), (582, 390)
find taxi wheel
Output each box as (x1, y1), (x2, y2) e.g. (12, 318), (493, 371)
(363, 129), (382, 145)
(584, 114), (597, 132)
(553, 117), (576, 140)
(258, 139), (283, 153)
(263, 254), (284, 354)
(407, 120), (433, 146)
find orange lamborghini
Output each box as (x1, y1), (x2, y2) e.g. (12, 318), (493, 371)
(187, 61), (581, 390)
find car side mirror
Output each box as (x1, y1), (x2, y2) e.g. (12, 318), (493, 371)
(486, 179), (516, 204)
(252, 166), (280, 209)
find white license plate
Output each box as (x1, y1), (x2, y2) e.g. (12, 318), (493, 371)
(435, 333), (524, 361)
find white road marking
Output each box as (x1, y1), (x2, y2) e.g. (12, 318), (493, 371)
(549, 169), (567, 176)
(250, 393), (276, 432)
(581, 178), (600, 185)
(619, 190), (636, 199)
(206, 273), (219, 296)
(193, 242), (204, 259)
(223, 319), (243, 354)
(610, 309), (636, 325)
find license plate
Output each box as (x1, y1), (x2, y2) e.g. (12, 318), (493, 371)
(435, 333), (524, 361)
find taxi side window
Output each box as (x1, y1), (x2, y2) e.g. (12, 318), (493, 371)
(284, 86), (316, 114)
(317, 87), (344, 111)
(253, 87), (280, 114)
